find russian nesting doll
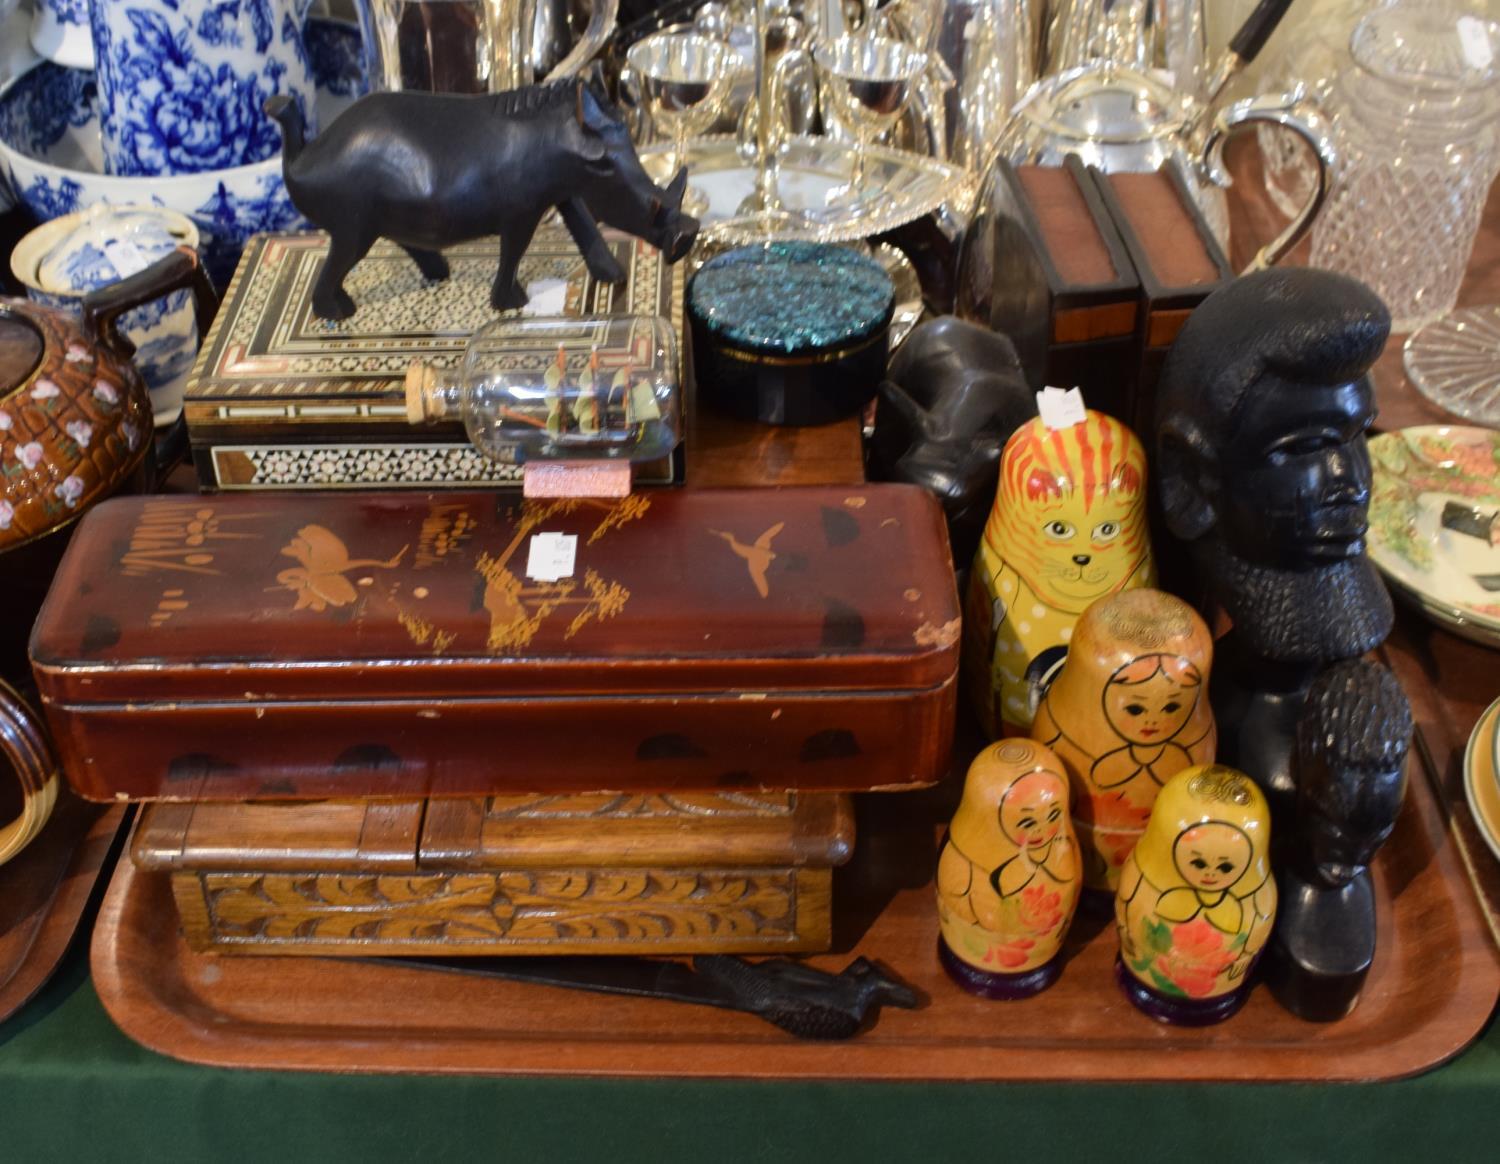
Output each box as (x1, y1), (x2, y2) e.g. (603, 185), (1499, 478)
(1115, 765), (1277, 1025)
(963, 410), (1155, 738)
(936, 738), (1082, 998)
(1032, 588), (1216, 893)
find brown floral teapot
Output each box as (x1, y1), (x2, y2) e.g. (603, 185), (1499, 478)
(0, 245), (214, 862)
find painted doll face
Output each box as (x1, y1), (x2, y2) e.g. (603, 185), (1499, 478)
(1172, 822), (1252, 892)
(989, 414), (1150, 614)
(1103, 656), (1202, 745)
(999, 770), (1067, 854)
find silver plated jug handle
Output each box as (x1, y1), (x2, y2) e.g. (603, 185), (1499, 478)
(542, 0), (620, 83)
(1201, 91), (1336, 272)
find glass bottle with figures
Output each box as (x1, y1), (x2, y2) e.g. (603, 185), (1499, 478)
(405, 314), (681, 465)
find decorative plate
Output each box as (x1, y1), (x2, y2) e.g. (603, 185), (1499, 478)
(1463, 696), (1500, 864)
(1368, 425), (1500, 649)
(640, 134), (975, 245)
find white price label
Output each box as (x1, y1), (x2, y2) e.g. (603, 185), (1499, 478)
(102, 239), (150, 277)
(522, 278), (570, 317)
(1037, 386), (1088, 431)
(525, 531), (577, 582)
(1459, 17), (1494, 71)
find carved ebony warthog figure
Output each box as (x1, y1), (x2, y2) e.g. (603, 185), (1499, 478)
(266, 78), (698, 320)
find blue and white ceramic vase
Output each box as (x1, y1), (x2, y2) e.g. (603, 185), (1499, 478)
(31, 0), (96, 71)
(11, 205), (204, 425)
(87, 0), (319, 177)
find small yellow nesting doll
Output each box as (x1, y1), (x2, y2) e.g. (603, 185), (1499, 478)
(936, 739), (1082, 998)
(1115, 765), (1277, 1025)
(962, 410), (1155, 739)
(1032, 588), (1216, 894)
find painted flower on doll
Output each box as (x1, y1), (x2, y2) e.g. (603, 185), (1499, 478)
(1150, 916), (1240, 999)
(1015, 882), (1063, 937)
(1082, 789), (1153, 846)
(985, 936), (1036, 970)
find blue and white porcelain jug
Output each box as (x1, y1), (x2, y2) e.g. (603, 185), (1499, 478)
(88, 0), (319, 176)
(11, 205), (206, 425)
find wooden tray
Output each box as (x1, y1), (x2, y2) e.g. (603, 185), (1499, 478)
(87, 179), (1500, 1079)
(90, 689), (1497, 1081)
(1382, 620), (1500, 948)
(0, 792), (124, 1023)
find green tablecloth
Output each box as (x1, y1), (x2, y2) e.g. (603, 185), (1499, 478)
(0, 930), (1496, 1163)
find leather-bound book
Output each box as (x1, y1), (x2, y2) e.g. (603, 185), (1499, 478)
(1090, 165), (1233, 435)
(956, 155), (1139, 418)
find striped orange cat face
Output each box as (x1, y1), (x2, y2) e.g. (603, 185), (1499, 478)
(986, 413), (1150, 613)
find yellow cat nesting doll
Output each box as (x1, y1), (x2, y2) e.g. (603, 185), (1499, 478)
(1115, 765), (1277, 1025)
(936, 739), (1081, 998)
(963, 410), (1155, 738)
(1033, 588), (1216, 893)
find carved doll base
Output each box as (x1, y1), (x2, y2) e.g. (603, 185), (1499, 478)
(1263, 870), (1376, 1023)
(938, 937), (1062, 1000)
(1114, 957), (1250, 1026)
(1263, 946), (1370, 1024)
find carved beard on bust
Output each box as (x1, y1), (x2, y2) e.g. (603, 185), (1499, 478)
(1192, 535), (1395, 664)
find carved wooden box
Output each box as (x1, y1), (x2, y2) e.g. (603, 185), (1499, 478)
(181, 230), (682, 491)
(131, 791), (854, 955)
(30, 486), (960, 801)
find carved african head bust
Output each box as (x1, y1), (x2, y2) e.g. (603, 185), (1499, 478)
(1154, 268), (1394, 664)
(1294, 659), (1411, 887)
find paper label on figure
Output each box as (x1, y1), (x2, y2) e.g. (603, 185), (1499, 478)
(523, 279), (570, 317)
(526, 532), (577, 582)
(1037, 387), (1088, 430)
(1458, 17), (1494, 70)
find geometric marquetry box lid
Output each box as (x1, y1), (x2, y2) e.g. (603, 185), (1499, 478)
(131, 792), (854, 956)
(185, 228), (681, 442)
(181, 230), (682, 491)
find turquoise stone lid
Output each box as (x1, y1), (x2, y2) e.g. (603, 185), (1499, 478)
(689, 242), (894, 355)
